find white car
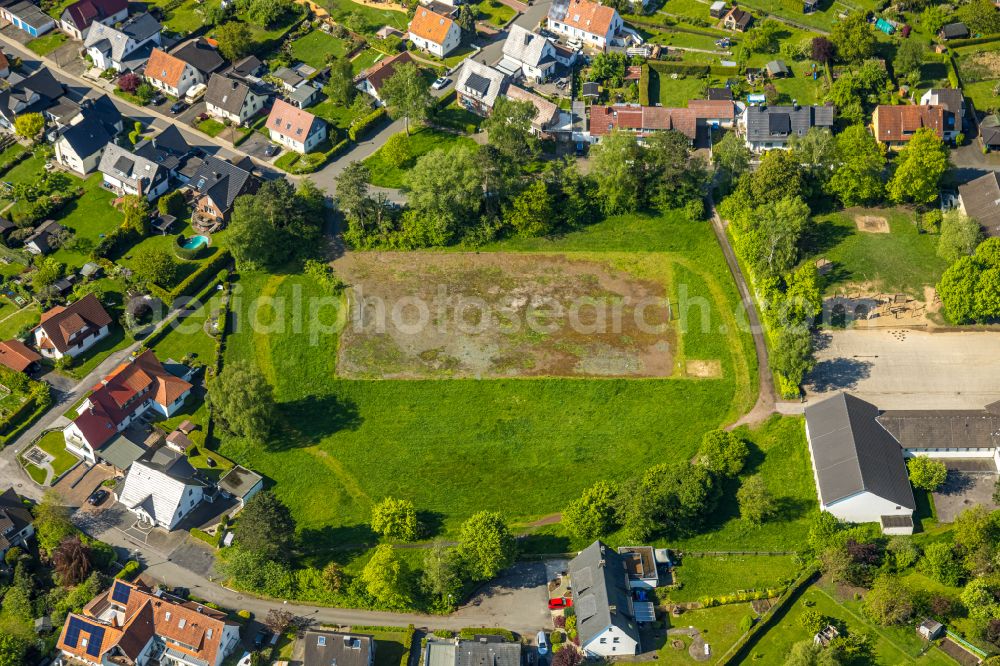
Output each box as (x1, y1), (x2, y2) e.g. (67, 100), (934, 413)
(432, 77), (451, 90)
(536, 632), (548, 656)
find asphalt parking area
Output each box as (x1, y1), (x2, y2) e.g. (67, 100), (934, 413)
(933, 471), (999, 523)
(239, 131), (281, 161)
(805, 329), (1000, 409)
(53, 463), (112, 508)
(169, 539), (217, 578)
(452, 561), (550, 631)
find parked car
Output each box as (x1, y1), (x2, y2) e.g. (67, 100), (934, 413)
(170, 101), (188, 114)
(149, 93), (166, 106)
(253, 630), (270, 649)
(432, 76), (451, 90)
(170, 586), (190, 599)
(548, 597), (573, 610)
(536, 632), (548, 656)
(264, 144), (279, 157)
(87, 489), (108, 506)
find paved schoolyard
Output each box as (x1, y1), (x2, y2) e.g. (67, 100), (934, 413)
(933, 471), (999, 523)
(805, 329), (1000, 409)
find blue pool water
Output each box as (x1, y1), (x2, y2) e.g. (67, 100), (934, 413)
(181, 235), (209, 250)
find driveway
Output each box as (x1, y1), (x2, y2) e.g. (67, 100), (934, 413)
(239, 131), (281, 162)
(452, 561), (551, 630)
(805, 329), (1000, 409)
(932, 470), (999, 523)
(53, 463), (113, 507)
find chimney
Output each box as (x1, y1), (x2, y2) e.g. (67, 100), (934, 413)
(599, 559), (606, 567)
(609, 605), (617, 614)
(793, 98), (800, 110)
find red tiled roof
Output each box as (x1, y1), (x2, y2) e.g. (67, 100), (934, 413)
(556, 0), (618, 38)
(266, 98), (320, 143)
(0, 339), (40, 372)
(409, 7), (456, 45)
(62, 0), (126, 31)
(35, 294), (111, 353)
(874, 104), (947, 142)
(145, 48), (188, 88)
(356, 50), (414, 93)
(588, 104), (705, 139)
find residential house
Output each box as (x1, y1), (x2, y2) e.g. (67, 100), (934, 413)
(288, 81), (322, 109)
(56, 579), (241, 666)
(302, 632), (375, 666)
(118, 447), (205, 529)
(33, 294), (111, 362)
(53, 96), (124, 175)
(589, 100), (736, 143)
(742, 103), (835, 151)
(355, 51), (414, 105)
(722, 6), (752, 31)
(218, 465), (264, 510)
(939, 22), (969, 40)
(0, 67), (65, 130)
(505, 84), (562, 135)
(499, 25), (570, 82)
(205, 73), (268, 126)
(144, 48), (202, 99)
(0, 52), (9, 79)
(170, 37), (225, 80)
(0, 0), (55, 37)
(408, 7), (461, 57)
(0, 338), (41, 372)
(266, 98), (327, 154)
(58, 0), (126, 40)
(423, 637), (520, 666)
(872, 104), (951, 148)
(982, 115), (1000, 151)
(617, 546), (659, 589)
(132, 124), (195, 182)
(958, 171), (1000, 238)
(63, 349), (193, 463)
(547, 0), (623, 51)
(0, 487), (34, 558)
(98, 142), (170, 200)
(84, 12), (162, 72)
(24, 219), (66, 255)
(455, 58), (508, 116)
(228, 54), (264, 82)
(920, 88), (964, 140)
(568, 540), (641, 657)
(189, 155), (257, 227)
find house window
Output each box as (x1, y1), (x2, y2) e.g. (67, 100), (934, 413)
(599, 638), (606, 644)
(613, 638), (620, 644)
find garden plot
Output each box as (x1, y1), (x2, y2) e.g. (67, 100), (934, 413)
(335, 252), (675, 379)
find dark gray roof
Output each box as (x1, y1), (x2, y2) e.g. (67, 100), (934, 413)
(141, 446), (204, 485)
(927, 88), (964, 116)
(568, 540), (640, 651)
(878, 403), (1000, 450)
(218, 465), (262, 499)
(982, 115), (1000, 148)
(745, 104), (834, 144)
(80, 93), (122, 133)
(99, 434), (147, 470)
(707, 87), (733, 100)
(303, 632), (373, 666)
(0, 487), (33, 551)
(548, 0), (569, 21)
(230, 55), (263, 79)
(191, 155), (255, 213)
(959, 171), (1000, 238)
(59, 115), (112, 158)
(170, 38), (225, 76)
(455, 639), (521, 666)
(133, 125), (193, 172)
(581, 81), (599, 96)
(85, 12), (160, 63)
(205, 73), (253, 115)
(804, 393), (915, 510)
(940, 22), (968, 39)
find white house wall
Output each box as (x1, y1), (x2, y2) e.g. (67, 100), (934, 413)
(824, 490), (910, 524)
(581, 624), (639, 658)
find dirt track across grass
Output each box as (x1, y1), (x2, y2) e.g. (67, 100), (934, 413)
(334, 252), (675, 379)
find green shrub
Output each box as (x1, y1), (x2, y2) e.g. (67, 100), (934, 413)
(349, 107), (387, 141)
(115, 560), (141, 580)
(148, 250), (231, 305)
(458, 628), (516, 642)
(237, 609), (252, 620)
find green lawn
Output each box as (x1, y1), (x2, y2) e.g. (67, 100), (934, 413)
(0, 150), (47, 190)
(51, 174), (121, 270)
(34, 429), (78, 480)
(163, 0), (216, 34)
(666, 554), (801, 603)
(197, 118), (227, 137)
(750, 583), (957, 665)
(119, 224), (227, 288)
(0, 306), (40, 340)
(803, 207), (950, 297)
(309, 97), (369, 131)
(317, 0), (408, 31)
(26, 32), (67, 56)
(352, 49), (385, 74)
(56, 327), (131, 380)
(474, 0), (516, 26)
(290, 30), (351, 69)
(242, 5), (308, 43)
(768, 68), (827, 105)
(660, 603), (753, 665)
(362, 128), (478, 188)
(220, 210), (758, 568)
(149, 292), (224, 366)
(648, 72), (708, 107)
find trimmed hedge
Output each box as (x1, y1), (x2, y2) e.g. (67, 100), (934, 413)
(149, 250), (232, 305)
(700, 588), (783, 607)
(115, 560), (141, 580)
(649, 61), (710, 77)
(349, 107), (387, 141)
(947, 33), (1000, 48)
(458, 628), (516, 641)
(638, 64), (651, 106)
(174, 235), (209, 261)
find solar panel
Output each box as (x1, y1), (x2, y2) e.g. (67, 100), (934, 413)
(86, 625), (106, 658)
(64, 616), (83, 647)
(111, 580), (131, 605)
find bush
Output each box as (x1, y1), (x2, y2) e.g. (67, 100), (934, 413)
(685, 197), (705, 221)
(955, 132), (965, 146)
(457, 628), (516, 642)
(349, 107), (387, 141)
(115, 560), (141, 580)
(237, 609), (252, 620)
(148, 250), (232, 305)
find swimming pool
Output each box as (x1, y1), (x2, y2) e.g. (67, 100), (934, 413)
(181, 235), (209, 250)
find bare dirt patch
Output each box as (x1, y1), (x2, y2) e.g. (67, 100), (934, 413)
(854, 215), (889, 233)
(334, 252), (674, 379)
(686, 360), (722, 378)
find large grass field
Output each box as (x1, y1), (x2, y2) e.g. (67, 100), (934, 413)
(50, 173), (122, 270)
(218, 211), (759, 560)
(363, 128), (479, 188)
(290, 31), (351, 69)
(317, 0), (409, 31)
(802, 207), (950, 297)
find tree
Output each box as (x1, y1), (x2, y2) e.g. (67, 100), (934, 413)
(617, 462), (719, 541)
(827, 124), (886, 206)
(713, 131), (751, 193)
(895, 40), (924, 84)
(245, 0), (290, 26)
(646, 130), (707, 209)
(506, 180), (554, 237)
(458, 511), (517, 581)
(13, 112), (44, 143)
(360, 543), (411, 608)
(938, 211), (983, 262)
(562, 480), (618, 540)
(697, 430), (749, 477)
(229, 179), (324, 270)
(208, 361), (276, 443)
(158, 190), (186, 218)
(0, 635), (28, 666)
(32, 256), (63, 293)
(784, 639), (837, 666)
(770, 326), (814, 391)
(52, 535), (91, 587)
(887, 128), (949, 204)
(381, 132), (412, 168)
(919, 542), (963, 586)
(937, 255), (983, 323)
(921, 5), (948, 35)
(457, 3), (476, 33)
(589, 52), (628, 86)
(958, 0), (1000, 35)
(371, 497), (419, 541)
(215, 22), (255, 61)
(590, 131), (644, 214)
(381, 63), (433, 134)
(421, 541), (462, 609)
(484, 96), (538, 168)
(862, 576), (914, 626)
(952, 505), (1000, 575)
(264, 608), (295, 634)
(907, 456), (948, 491)
(120, 194), (151, 236)
(743, 19), (781, 53)
(798, 609), (832, 634)
(961, 577), (1000, 621)
(118, 72), (141, 93)
(131, 247), (178, 287)
(737, 475), (776, 525)
(322, 562), (347, 592)
(830, 12), (876, 62)
(742, 195), (811, 279)
(34, 490), (75, 554)
(324, 58), (355, 106)
(404, 146), (481, 246)
(811, 36), (835, 64)
(234, 491), (296, 562)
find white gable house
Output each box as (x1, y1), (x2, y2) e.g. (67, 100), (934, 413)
(118, 448), (206, 530)
(568, 541), (641, 658)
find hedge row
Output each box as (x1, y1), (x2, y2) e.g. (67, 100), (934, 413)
(716, 567), (819, 665)
(0, 148), (31, 178)
(457, 628), (516, 642)
(649, 61), (710, 77)
(700, 587), (783, 607)
(115, 560), (141, 580)
(349, 107), (387, 141)
(946, 33), (1000, 48)
(149, 250), (232, 305)
(638, 64), (651, 106)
